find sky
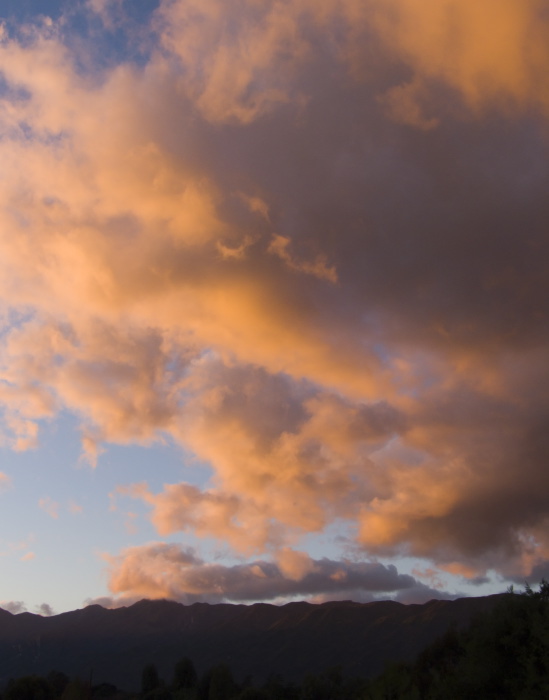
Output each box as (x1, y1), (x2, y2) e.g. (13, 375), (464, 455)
(0, 0), (548, 616)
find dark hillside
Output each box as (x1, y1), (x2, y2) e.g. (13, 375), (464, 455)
(0, 595), (503, 692)
(368, 583), (549, 699)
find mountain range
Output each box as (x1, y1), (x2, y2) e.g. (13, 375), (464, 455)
(0, 595), (503, 692)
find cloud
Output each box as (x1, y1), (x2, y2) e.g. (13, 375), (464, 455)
(39, 496), (59, 520)
(0, 535), (36, 559)
(69, 500), (83, 515)
(35, 602), (55, 616)
(101, 542), (434, 605)
(268, 235), (338, 283)
(0, 601), (27, 614)
(0, 472), (11, 492)
(276, 548), (316, 582)
(20, 551), (36, 561)
(370, 0), (549, 115)
(117, 376), (406, 552)
(153, 0), (313, 123)
(86, 0), (125, 30)
(0, 0), (547, 602)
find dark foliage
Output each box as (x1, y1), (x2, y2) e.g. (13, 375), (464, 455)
(4, 675), (51, 700)
(172, 658), (198, 692)
(368, 580), (549, 699)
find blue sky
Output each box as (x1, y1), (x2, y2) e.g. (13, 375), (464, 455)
(0, 412), (196, 611)
(0, 0), (548, 614)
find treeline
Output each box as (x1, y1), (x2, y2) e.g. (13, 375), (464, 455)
(2, 582), (549, 700)
(0, 661), (366, 700)
(367, 580), (549, 699)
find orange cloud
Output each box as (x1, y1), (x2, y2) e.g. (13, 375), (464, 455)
(0, 472), (11, 492)
(102, 542), (429, 604)
(441, 562), (485, 580)
(0, 1), (548, 599)
(155, 0), (312, 123)
(276, 548), (316, 582)
(115, 375), (407, 553)
(268, 234), (338, 283)
(370, 0), (549, 115)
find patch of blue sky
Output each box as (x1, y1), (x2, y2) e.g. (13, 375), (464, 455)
(1, 1), (161, 78)
(0, 75), (32, 105)
(358, 309), (444, 398)
(0, 118), (71, 149)
(369, 435), (427, 468)
(376, 555), (505, 599)
(298, 519), (358, 563)
(0, 307), (37, 336)
(99, 438), (214, 492)
(0, 0), (66, 24)
(65, 1), (162, 71)
(0, 409), (214, 612)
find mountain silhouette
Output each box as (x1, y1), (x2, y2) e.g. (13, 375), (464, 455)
(0, 596), (503, 691)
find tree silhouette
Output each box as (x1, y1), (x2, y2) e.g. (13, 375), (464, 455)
(204, 664), (238, 700)
(172, 657), (198, 692)
(61, 678), (91, 700)
(367, 581), (549, 699)
(141, 664), (160, 696)
(4, 676), (51, 700)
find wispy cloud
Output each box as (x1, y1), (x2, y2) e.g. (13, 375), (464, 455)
(0, 472), (12, 492)
(68, 500), (83, 515)
(0, 535), (36, 559)
(39, 497), (59, 520)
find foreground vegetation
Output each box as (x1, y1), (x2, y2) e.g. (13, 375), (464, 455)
(2, 582), (549, 699)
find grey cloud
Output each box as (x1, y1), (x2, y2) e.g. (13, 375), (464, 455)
(35, 603), (55, 616)
(0, 601), (27, 614)
(508, 560), (549, 588)
(467, 577), (492, 587)
(195, 559), (421, 602)
(105, 542), (438, 605)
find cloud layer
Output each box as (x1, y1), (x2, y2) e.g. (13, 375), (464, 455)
(95, 542), (441, 606)
(0, 0), (548, 603)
